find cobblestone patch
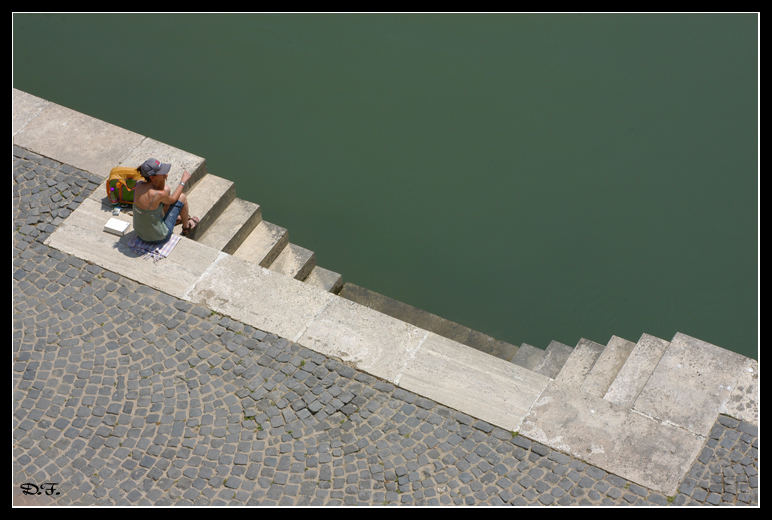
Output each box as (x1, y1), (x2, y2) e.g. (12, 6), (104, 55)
(676, 416), (759, 506)
(12, 146), (758, 506)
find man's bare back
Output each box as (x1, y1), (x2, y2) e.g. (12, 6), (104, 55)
(133, 181), (165, 211)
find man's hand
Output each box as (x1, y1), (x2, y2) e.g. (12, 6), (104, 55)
(181, 170), (192, 184)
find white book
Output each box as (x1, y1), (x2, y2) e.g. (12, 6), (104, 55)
(103, 217), (130, 236)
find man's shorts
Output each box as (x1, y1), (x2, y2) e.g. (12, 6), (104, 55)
(147, 200), (185, 244)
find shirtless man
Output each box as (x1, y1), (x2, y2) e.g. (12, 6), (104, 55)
(132, 158), (199, 242)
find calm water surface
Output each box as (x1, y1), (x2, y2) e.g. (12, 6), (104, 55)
(13, 13), (758, 359)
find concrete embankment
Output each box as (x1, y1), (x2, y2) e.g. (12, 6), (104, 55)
(13, 88), (758, 504)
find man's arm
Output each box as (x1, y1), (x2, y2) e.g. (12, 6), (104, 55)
(156, 170), (192, 205)
(157, 183), (185, 206)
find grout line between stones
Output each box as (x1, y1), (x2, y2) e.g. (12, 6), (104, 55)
(393, 329), (430, 387)
(182, 250), (229, 302)
(291, 293), (337, 344)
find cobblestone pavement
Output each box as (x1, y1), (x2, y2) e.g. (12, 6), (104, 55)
(12, 146), (759, 506)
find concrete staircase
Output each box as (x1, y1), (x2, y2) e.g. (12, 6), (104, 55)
(165, 169), (745, 427)
(548, 334), (659, 400)
(114, 158), (695, 428)
(173, 171), (343, 294)
(512, 340), (575, 379)
(508, 333), (668, 408)
(336, 283), (660, 395)
(516, 330), (757, 496)
(338, 282), (520, 361)
(167, 167), (703, 414)
(171, 167), (734, 433)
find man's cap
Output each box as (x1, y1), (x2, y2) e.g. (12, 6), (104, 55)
(139, 158), (171, 178)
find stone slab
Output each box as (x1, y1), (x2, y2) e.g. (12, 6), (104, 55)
(12, 89), (50, 136)
(537, 340), (574, 379)
(296, 295), (428, 383)
(512, 343), (545, 372)
(43, 195), (221, 301)
(197, 197), (262, 254)
(339, 282), (520, 362)
(581, 335), (635, 398)
(304, 265), (343, 293)
(172, 173), (235, 239)
(719, 358), (759, 425)
(519, 384), (705, 496)
(398, 332), (551, 431)
(185, 252), (336, 343)
(232, 220), (289, 267)
(633, 332), (751, 436)
(269, 243), (316, 281)
(13, 97), (145, 177)
(552, 338), (604, 390)
(115, 136), (208, 190)
(604, 333), (670, 408)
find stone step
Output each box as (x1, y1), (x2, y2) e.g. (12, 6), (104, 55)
(196, 197), (262, 254)
(172, 173), (234, 240)
(512, 343), (545, 372)
(514, 341), (576, 379)
(268, 242), (316, 281)
(552, 338), (605, 390)
(232, 219), (289, 267)
(115, 137), (208, 193)
(632, 332), (752, 435)
(45, 196), (223, 301)
(338, 283), (520, 361)
(537, 340), (575, 379)
(518, 378), (707, 497)
(304, 265), (344, 294)
(604, 333), (670, 408)
(581, 335), (636, 398)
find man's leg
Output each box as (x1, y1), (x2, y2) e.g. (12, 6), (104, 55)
(176, 193), (200, 235)
(161, 192), (197, 236)
(178, 193), (190, 230)
(161, 200), (184, 240)
(160, 187), (185, 226)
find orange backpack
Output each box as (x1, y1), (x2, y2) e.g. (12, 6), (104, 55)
(106, 166), (144, 205)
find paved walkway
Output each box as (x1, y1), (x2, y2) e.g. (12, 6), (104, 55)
(12, 146), (758, 506)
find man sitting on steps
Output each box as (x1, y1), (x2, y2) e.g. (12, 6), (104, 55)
(132, 158), (200, 242)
